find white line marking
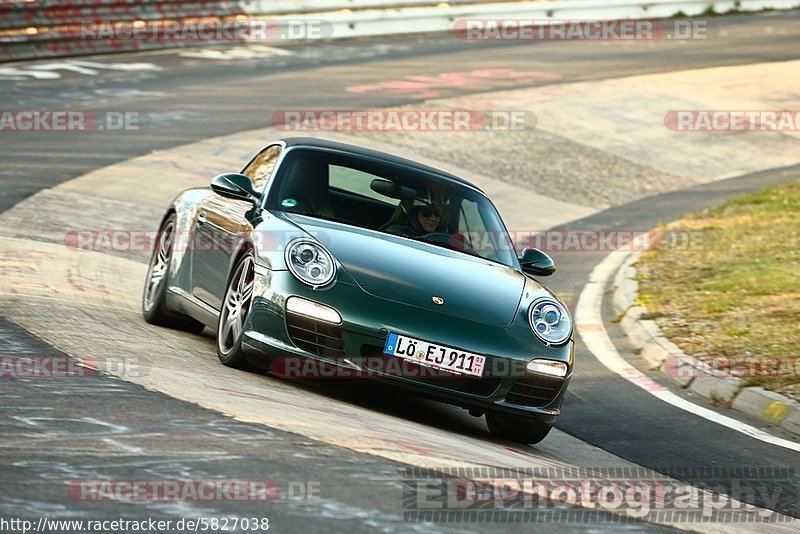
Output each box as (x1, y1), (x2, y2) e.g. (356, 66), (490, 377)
(0, 61), (161, 80)
(575, 248), (800, 453)
(179, 45), (293, 60)
(101, 438), (144, 454)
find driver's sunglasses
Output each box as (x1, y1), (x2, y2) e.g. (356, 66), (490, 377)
(420, 207), (441, 218)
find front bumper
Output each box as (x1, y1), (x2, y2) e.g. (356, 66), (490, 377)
(242, 269), (573, 423)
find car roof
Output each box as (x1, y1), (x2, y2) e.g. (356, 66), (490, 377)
(280, 137), (486, 195)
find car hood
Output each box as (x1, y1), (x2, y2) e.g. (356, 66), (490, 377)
(281, 213), (526, 328)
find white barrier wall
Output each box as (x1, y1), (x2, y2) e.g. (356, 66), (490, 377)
(1, 0), (798, 61)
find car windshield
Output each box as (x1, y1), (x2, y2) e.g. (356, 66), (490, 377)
(265, 147), (518, 268)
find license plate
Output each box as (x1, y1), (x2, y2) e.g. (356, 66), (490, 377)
(384, 333), (486, 378)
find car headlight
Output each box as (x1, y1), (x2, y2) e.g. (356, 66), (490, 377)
(528, 298), (572, 345)
(285, 238), (336, 289)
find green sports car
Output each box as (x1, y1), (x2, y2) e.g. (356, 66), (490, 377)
(142, 137), (573, 444)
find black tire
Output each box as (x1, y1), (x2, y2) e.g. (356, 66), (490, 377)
(486, 411), (552, 444)
(142, 214), (206, 334)
(216, 251), (255, 369)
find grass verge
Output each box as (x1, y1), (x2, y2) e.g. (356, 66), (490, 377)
(637, 180), (800, 400)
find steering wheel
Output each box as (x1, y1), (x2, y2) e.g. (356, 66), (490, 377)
(420, 232), (454, 244)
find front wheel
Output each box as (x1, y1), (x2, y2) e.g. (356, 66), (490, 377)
(217, 251), (255, 369)
(486, 411), (552, 444)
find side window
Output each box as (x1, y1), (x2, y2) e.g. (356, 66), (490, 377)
(328, 165), (400, 206)
(243, 145), (282, 190)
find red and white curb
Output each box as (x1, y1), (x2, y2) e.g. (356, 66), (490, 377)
(610, 249), (800, 438)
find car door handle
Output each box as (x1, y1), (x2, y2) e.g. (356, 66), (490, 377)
(197, 211), (207, 225)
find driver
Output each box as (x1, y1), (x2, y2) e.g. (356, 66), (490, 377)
(416, 204), (442, 233)
(384, 201), (442, 237)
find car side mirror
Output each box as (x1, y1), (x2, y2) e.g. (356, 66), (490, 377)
(370, 178), (417, 201)
(519, 248), (556, 276)
(211, 173), (262, 204)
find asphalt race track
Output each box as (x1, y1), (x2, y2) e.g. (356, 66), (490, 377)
(1, 12), (800, 533)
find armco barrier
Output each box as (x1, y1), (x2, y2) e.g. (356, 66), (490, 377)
(0, 0), (512, 30)
(1, 0), (798, 62)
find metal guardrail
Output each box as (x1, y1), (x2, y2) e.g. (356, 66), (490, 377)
(0, 0), (516, 60)
(0, 0), (797, 62)
(0, 0), (518, 30)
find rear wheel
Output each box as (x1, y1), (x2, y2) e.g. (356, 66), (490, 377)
(142, 214), (205, 333)
(486, 411), (552, 444)
(217, 251), (255, 369)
